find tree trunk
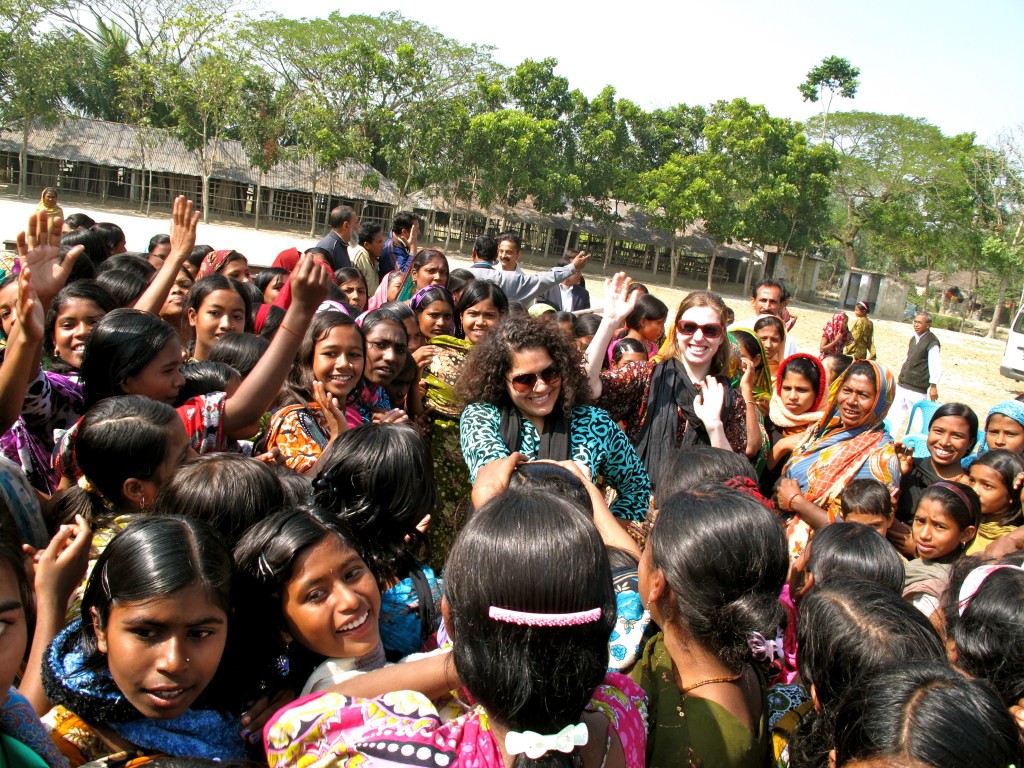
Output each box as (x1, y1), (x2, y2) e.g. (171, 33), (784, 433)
(443, 196), (455, 253)
(543, 226), (552, 258)
(707, 243), (718, 291)
(18, 119), (30, 197)
(796, 252), (807, 299)
(989, 273), (1009, 339)
(669, 232), (679, 289)
(146, 167), (153, 216)
(563, 215), (575, 256)
(743, 242), (758, 297)
(201, 170), (211, 223)
(308, 167), (319, 238)
(254, 177), (262, 231)
(603, 223), (615, 269)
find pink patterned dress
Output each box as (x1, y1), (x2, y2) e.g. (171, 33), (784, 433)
(263, 673), (648, 768)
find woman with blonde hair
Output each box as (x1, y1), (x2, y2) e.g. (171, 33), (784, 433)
(586, 274), (759, 484)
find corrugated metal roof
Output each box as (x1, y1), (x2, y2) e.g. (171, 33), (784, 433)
(0, 116), (402, 204)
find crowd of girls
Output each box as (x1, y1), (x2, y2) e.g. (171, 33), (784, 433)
(1, 201), (1023, 768)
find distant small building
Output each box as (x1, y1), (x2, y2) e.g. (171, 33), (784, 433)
(839, 268), (909, 320)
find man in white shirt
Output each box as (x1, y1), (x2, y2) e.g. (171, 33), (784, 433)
(471, 234), (589, 308)
(539, 254), (591, 312)
(889, 312), (942, 435)
(732, 278), (798, 357)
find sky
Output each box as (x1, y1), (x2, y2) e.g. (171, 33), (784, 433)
(257, 0), (1024, 145)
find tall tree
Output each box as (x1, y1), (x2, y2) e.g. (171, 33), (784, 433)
(809, 111), (954, 269)
(0, 24), (74, 195)
(799, 55), (860, 136)
(166, 48), (246, 221)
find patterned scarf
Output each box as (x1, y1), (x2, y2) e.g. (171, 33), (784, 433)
(42, 622), (246, 761)
(767, 354), (827, 431)
(1, 687), (68, 767)
(784, 361), (896, 511)
(821, 311), (851, 350)
(196, 249), (236, 279)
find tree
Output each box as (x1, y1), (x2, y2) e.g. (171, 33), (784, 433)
(963, 134), (1024, 336)
(465, 109), (558, 217)
(231, 69), (289, 229)
(62, 17), (134, 122)
(166, 48), (246, 221)
(242, 11), (500, 198)
(809, 111), (955, 270)
(53, 0), (236, 67)
(0, 26), (74, 195)
(799, 55), (859, 136)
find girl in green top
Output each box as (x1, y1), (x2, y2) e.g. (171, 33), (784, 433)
(634, 484), (788, 768)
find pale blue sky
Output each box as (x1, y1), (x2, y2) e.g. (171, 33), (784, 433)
(258, 0), (1023, 145)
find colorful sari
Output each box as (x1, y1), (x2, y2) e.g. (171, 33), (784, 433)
(782, 361), (899, 559)
(820, 312), (851, 357)
(844, 316), (875, 360)
(730, 329), (772, 476)
(264, 673), (648, 768)
(422, 336), (473, 570)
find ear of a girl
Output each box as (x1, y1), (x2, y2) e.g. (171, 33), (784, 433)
(121, 478), (147, 509)
(90, 606), (108, 654)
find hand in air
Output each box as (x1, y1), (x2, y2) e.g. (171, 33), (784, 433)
(15, 211), (82, 303)
(601, 272), (638, 325)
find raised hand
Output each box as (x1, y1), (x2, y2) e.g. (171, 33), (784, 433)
(168, 196), (200, 262)
(693, 375), (726, 428)
(15, 266), (44, 343)
(313, 380), (348, 438)
(15, 211), (81, 304)
(600, 272), (638, 325)
(289, 253), (332, 315)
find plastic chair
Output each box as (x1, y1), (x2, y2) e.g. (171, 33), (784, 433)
(900, 433), (930, 459)
(906, 399), (944, 437)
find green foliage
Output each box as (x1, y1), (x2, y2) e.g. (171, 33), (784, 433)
(799, 56), (860, 103)
(930, 314), (964, 331)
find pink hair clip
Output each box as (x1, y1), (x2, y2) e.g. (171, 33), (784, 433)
(958, 564), (1024, 616)
(488, 606), (602, 627)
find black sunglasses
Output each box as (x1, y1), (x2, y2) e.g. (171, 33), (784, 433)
(676, 320), (724, 339)
(509, 365), (561, 393)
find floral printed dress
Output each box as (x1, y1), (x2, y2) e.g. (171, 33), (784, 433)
(263, 672), (648, 768)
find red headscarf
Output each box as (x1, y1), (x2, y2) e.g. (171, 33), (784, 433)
(272, 248), (301, 271)
(197, 249), (236, 279)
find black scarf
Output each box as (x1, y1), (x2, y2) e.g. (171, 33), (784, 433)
(498, 398), (572, 461)
(635, 358), (731, 483)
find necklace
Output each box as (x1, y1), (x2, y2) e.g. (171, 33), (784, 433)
(679, 671), (743, 695)
(662, 668), (745, 720)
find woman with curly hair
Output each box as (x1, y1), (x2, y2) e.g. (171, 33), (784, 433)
(456, 315), (651, 522)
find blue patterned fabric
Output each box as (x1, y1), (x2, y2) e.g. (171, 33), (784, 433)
(0, 687), (67, 768)
(379, 564), (442, 657)
(460, 403), (652, 522)
(43, 622), (246, 761)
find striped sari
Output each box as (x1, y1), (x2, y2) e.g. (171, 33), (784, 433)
(782, 361), (900, 558)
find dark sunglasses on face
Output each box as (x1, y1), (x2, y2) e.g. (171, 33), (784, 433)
(676, 320), (724, 339)
(509, 365), (561, 393)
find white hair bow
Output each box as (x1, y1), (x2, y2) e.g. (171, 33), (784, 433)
(505, 722), (589, 759)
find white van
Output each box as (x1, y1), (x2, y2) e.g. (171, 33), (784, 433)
(1001, 307), (1024, 381)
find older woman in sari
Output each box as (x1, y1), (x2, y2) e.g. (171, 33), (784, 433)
(775, 360), (900, 560)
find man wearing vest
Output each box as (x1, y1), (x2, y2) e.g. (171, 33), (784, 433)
(890, 311), (942, 436)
